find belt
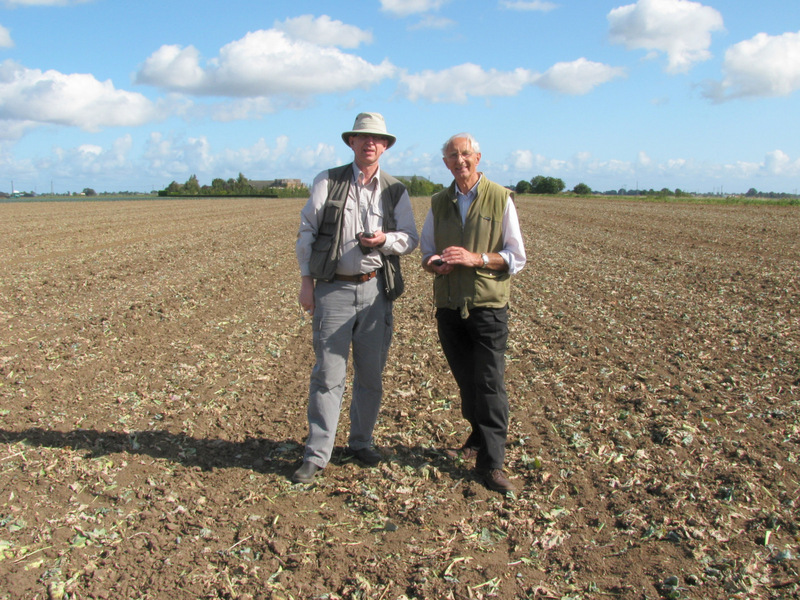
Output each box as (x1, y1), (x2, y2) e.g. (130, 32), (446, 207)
(334, 270), (378, 283)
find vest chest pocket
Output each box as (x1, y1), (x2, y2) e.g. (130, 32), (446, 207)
(318, 203), (342, 237)
(475, 212), (500, 236)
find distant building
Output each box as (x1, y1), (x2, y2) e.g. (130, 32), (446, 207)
(251, 179), (303, 190)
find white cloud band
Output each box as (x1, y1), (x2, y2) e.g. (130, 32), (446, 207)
(608, 0), (724, 73)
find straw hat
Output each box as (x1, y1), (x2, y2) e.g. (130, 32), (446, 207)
(341, 112), (396, 149)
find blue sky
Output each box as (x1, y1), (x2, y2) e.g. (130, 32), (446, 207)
(1, 0), (799, 195)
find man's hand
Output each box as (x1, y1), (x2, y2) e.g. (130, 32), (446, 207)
(440, 246), (481, 268)
(425, 255), (454, 274)
(299, 276), (315, 315)
(358, 229), (387, 249)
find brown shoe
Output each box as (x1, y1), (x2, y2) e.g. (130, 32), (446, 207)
(480, 468), (516, 494)
(444, 446), (479, 461)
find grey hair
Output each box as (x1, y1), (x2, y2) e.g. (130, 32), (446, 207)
(442, 133), (480, 156)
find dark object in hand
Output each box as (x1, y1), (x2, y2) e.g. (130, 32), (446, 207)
(432, 258), (445, 266)
(358, 231), (375, 254)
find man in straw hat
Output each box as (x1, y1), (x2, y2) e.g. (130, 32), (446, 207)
(293, 112), (418, 484)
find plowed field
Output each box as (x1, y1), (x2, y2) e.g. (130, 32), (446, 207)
(1, 196), (798, 599)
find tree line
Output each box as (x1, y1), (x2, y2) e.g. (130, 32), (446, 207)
(159, 174), (309, 198)
(158, 173), (799, 202)
(514, 177), (800, 201)
(396, 175), (445, 196)
(159, 173), (446, 198)
(514, 176), (571, 195)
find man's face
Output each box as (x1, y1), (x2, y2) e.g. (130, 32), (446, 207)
(443, 137), (481, 184)
(349, 133), (389, 170)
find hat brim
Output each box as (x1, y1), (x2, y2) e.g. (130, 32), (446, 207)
(342, 131), (396, 149)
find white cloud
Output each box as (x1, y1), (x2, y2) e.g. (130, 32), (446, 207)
(0, 118), (37, 140)
(497, 146), (800, 192)
(608, 0), (723, 73)
(510, 149), (536, 171)
(379, 0), (450, 17)
(400, 63), (538, 102)
(137, 45), (206, 90)
(136, 30), (395, 98)
(4, 131), (343, 192)
(400, 58), (623, 101)
(721, 161), (760, 181)
(703, 31), (800, 101)
(0, 59), (159, 132)
(0, 24), (13, 48)
(142, 132), (224, 179)
(140, 132), (341, 184)
(502, 149), (567, 175)
(499, 1), (558, 12)
(274, 15), (372, 48)
(764, 149), (800, 176)
(284, 142), (340, 176)
(536, 58), (626, 94)
(53, 135), (132, 175)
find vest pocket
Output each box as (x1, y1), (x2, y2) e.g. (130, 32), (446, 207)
(318, 204), (341, 237)
(309, 234), (334, 279)
(474, 269), (511, 305)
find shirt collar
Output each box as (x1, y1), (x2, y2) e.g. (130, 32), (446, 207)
(353, 163), (380, 187)
(455, 173), (482, 201)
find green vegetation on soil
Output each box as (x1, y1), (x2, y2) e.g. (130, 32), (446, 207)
(0, 197), (798, 599)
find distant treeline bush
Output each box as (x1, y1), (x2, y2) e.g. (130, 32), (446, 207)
(159, 174), (308, 198)
(159, 173), (446, 198)
(396, 175), (445, 196)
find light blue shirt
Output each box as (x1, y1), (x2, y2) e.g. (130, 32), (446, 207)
(455, 183), (476, 225)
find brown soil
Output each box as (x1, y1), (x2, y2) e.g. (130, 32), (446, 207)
(0, 196), (798, 600)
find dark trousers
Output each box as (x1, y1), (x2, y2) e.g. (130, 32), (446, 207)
(436, 306), (509, 470)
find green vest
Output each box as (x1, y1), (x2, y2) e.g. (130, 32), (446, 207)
(431, 176), (511, 315)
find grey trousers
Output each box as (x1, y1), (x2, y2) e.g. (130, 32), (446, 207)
(303, 275), (393, 467)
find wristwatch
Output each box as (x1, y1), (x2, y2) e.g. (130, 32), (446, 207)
(481, 253), (489, 268)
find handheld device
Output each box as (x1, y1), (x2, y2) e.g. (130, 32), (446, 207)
(357, 231), (375, 254)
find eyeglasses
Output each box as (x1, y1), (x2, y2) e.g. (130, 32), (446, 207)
(354, 134), (389, 143)
(445, 151), (475, 161)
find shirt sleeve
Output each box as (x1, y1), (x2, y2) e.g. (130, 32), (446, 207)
(419, 208), (436, 262)
(498, 197), (527, 275)
(295, 170), (329, 277)
(380, 188), (419, 256)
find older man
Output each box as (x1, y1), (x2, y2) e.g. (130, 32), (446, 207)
(293, 112), (419, 484)
(420, 133), (526, 494)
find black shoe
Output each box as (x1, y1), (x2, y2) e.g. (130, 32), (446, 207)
(292, 461), (321, 483)
(479, 468), (516, 494)
(344, 446), (382, 466)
